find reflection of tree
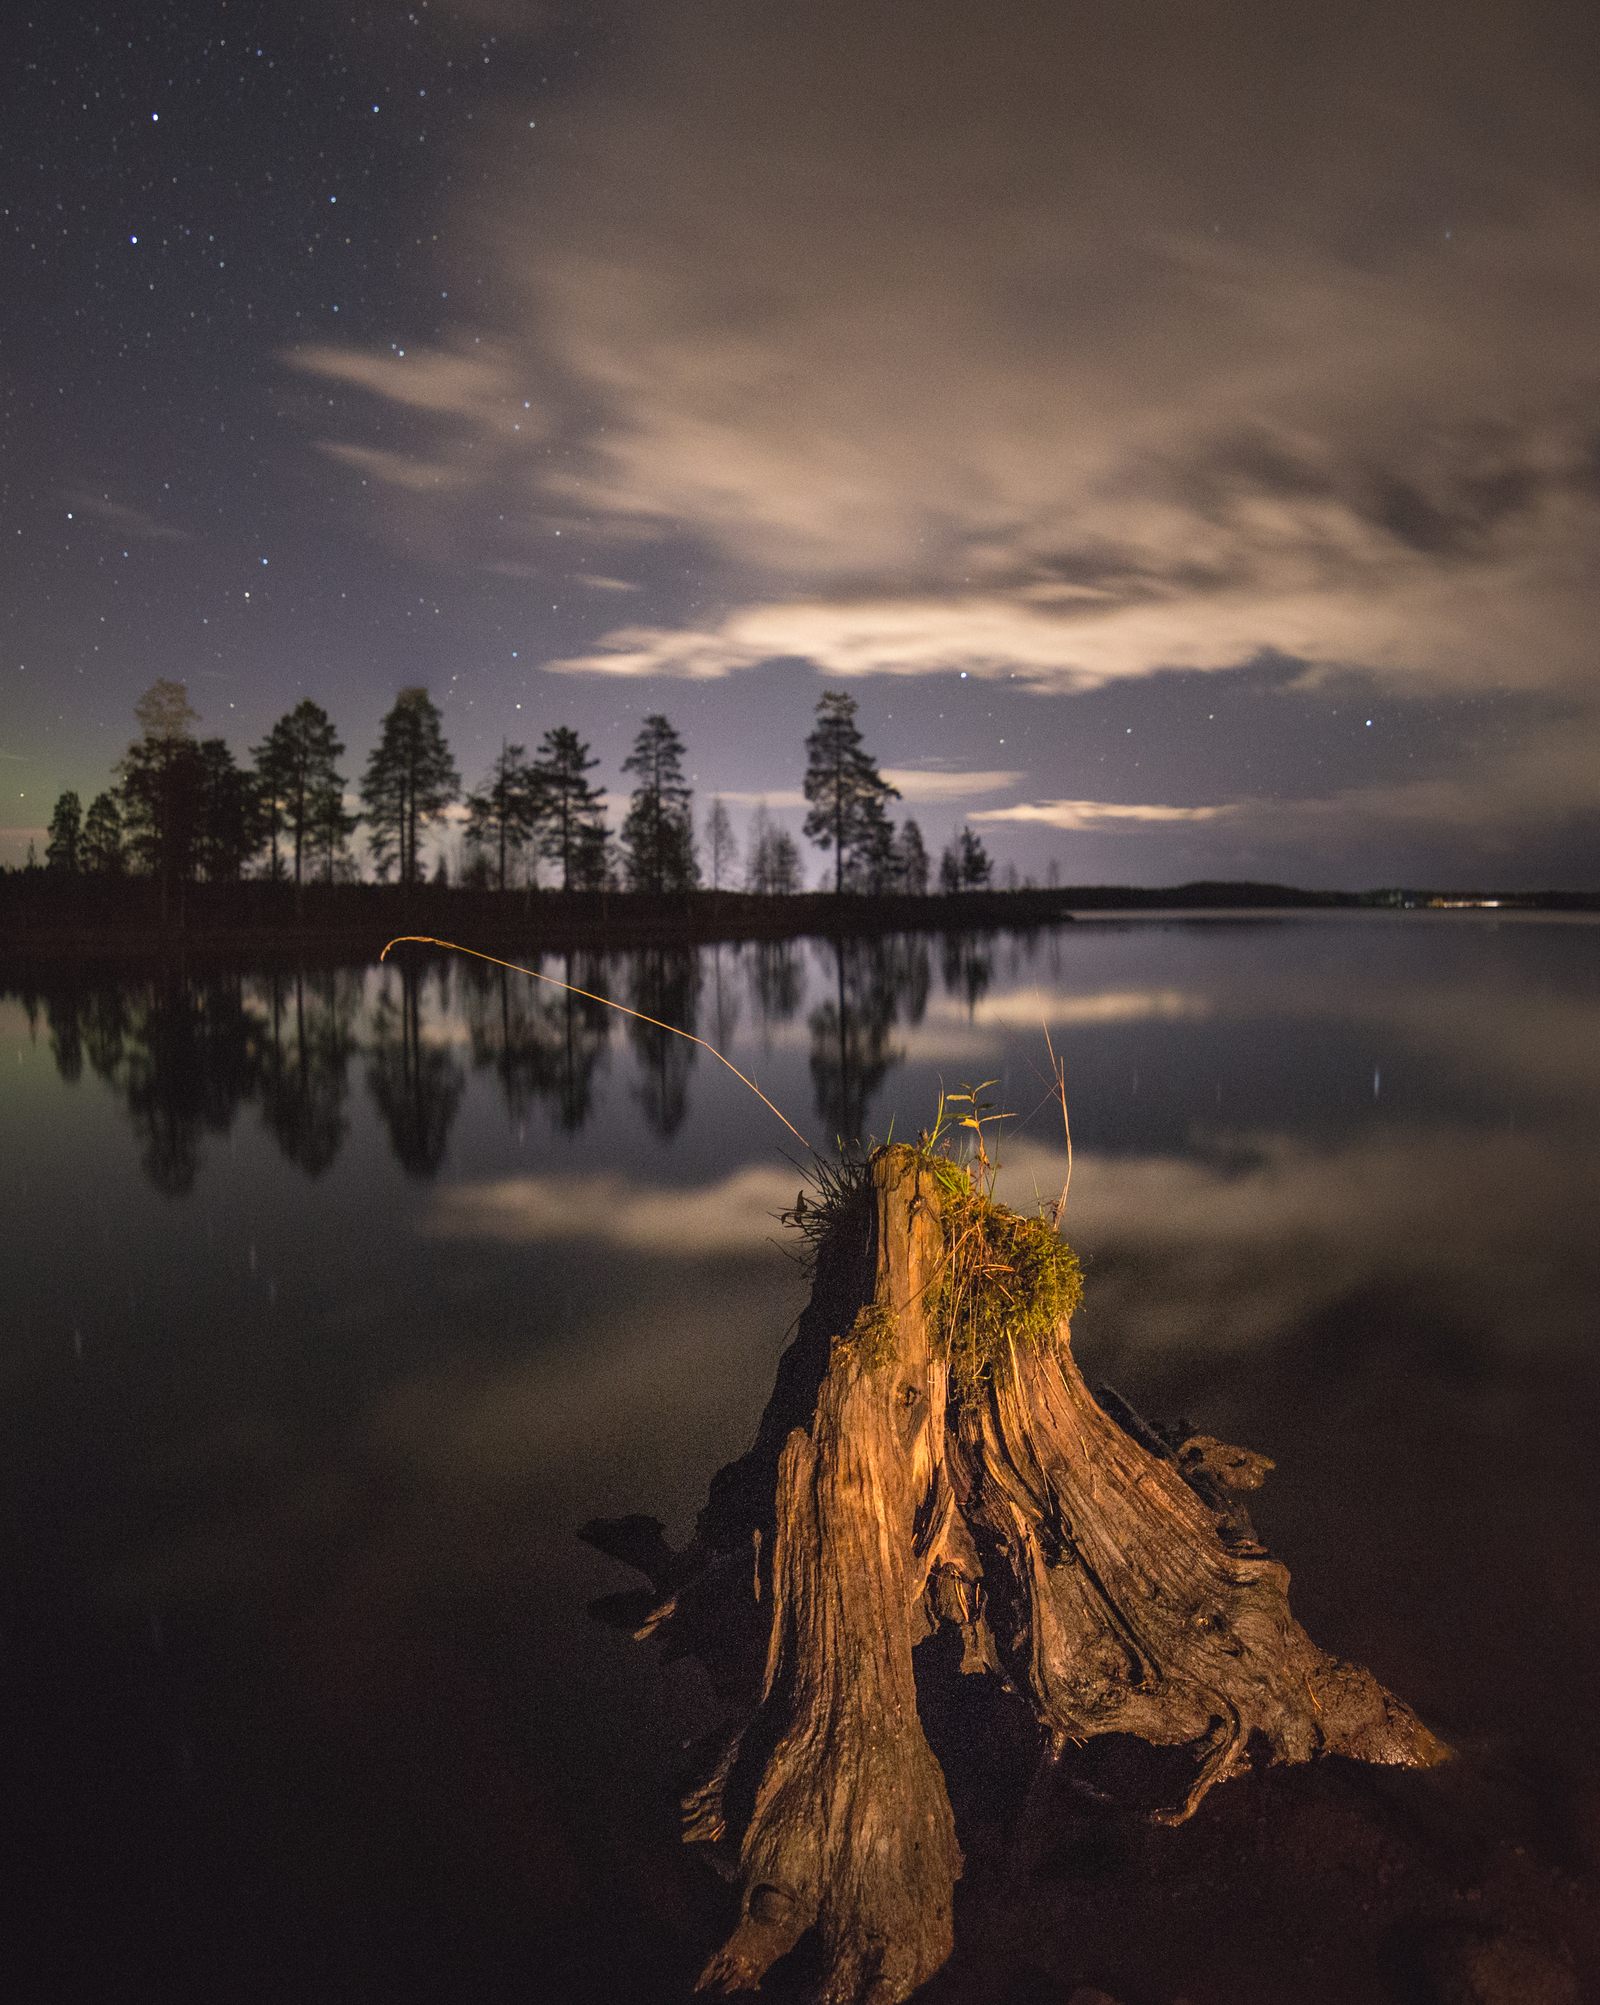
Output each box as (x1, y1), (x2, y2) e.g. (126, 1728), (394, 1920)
(256, 970), (360, 1175)
(463, 956), (612, 1134)
(808, 936), (930, 1145)
(45, 980), (88, 1083)
(102, 972), (263, 1194)
(628, 946), (702, 1139)
(940, 931), (994, 1018)
(366, 960), (465, 1178)
(707, 943), (741, 1056)
(745, 941), (806, 1040)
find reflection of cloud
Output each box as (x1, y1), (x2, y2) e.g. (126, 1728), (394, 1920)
(975, 799), (1233, 830)
(424, 1163), (797, 1253)
(991, 1128), (1598, 1355)
(973, 988), (1211, 1027)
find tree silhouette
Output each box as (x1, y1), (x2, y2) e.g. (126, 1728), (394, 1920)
(360, 688), (459, 888)
(82, 791), (125, 875)
(896, 818), (930, 894)
(621, 715), (697, 895)
(99, 970), (263, 1194)
(529, 727), (607, 891)
(45, 792), (82, 874)
(746, 939), (807, 1036)
(746, 806), (801, 894)
(939, 823), (992, 892)
(465, 741), (538, 890)
(464, 955), (613, 1133)
(257, 970), (359, 1175)
(627, 945), (701, 1137)
(195, 738), (258, 882)
(255, 700), (346, 887)
(366, 959), (466, 1176)
(118, 680), (204, 922)
(808, 937), (920, 1144)
(706, 799), (738, 889)
(803, 691), (899, 894)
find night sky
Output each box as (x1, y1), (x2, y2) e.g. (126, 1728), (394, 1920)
(5, 1), (1597, 887)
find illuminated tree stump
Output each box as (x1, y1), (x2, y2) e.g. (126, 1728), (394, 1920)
(584, 1144), (1449, 2003)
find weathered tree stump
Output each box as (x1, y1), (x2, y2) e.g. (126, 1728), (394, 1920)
(584, 1143), (1449, 2001)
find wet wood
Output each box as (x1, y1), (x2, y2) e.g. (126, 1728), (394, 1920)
(584, 1143), (1449, 2002)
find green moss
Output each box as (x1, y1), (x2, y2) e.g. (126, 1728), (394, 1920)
(928, 1176), (1082, 1403)
(836, 1296), (898, 1370)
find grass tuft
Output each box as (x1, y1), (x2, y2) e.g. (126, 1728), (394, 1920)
(787, 1133), (1082, 1403)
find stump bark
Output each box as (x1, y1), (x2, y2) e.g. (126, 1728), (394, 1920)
(584, 1144), (1449, 2002)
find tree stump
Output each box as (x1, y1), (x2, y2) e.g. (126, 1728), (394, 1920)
(583, 1144), (1449, 2002)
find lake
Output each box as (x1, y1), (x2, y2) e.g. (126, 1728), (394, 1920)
(3, 913), (1597, 2002)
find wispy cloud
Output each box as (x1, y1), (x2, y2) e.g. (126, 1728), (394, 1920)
(974, 799), (1234, 830)
(63, 491), (189, 543)
(321, 443), (474, 492)
(881, 768), (1024, 802)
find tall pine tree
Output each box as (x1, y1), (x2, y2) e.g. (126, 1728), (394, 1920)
(360, 688), (459, 888)
(802, 692), (899, 893)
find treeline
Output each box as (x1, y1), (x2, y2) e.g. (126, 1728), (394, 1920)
(32, 681), (1000, 908)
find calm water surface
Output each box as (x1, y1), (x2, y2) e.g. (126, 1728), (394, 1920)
(3, 914), (1597, 1999)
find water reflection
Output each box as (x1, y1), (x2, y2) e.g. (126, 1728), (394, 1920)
(941, 930), (995, 1017)
(744, 939), (807, 1040)
(32, 969), (263, 1193)
(366, 958), (466, 1178)
(808, 935), (930, 1144)
(254, 970), (361, 1176)
(627, 946), (702, 1139)
(463, 955), (612, 1135)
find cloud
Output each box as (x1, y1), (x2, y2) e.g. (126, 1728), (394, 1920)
(321, 443), (475, 493)
(423, 1163), (797, 1254)
(974, 799), (1234, 830)
(287, 337), (536, 424)
(431, 8), (1597, 712)
(881, 768), (1024, 802)
(63, 491), (188, 543)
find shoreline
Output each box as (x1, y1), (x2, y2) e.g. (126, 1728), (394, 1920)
(2, 879), (1595, 971)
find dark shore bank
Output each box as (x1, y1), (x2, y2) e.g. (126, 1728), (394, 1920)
(3, 874), (1595, 972)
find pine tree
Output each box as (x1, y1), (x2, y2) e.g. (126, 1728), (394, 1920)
(896, 818), (930, 894)
(82, 791), (125, 875)
(802, 691), (899, 893)
(118, 679), (204, 920)
(465, 742), (538, 891)
(255, 700), (347, 887)
(531, 727), (607, 890)
(360, 688), (459, 888)
(707, 798), (738, 890)
(45, 792), (83, 874)
(940, 824), (991, 891)
(194, 739), (258, 881)
(621, 715), (698, 895)
(746, 806), (802, 895)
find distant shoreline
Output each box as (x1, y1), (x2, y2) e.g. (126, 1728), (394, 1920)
(1, 876), (1595, 969)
